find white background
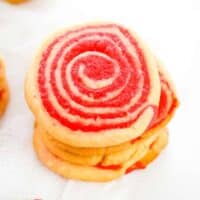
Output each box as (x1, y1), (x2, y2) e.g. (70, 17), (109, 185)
(0, 0), (199, 199)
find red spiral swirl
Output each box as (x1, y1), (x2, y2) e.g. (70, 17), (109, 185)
(38, 24), (157, 132)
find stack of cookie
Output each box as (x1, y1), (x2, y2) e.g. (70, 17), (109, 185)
(25, 23), (179, 182)
(0, 58), (9, 117)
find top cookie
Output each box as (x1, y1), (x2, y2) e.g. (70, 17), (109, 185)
(25, 23), (161, 147)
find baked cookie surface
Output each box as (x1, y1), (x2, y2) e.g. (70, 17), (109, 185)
(25, 23), (163, 147)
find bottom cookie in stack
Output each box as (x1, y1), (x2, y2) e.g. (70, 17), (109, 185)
(33, 123), (168, 182)
(0, 58), (9, 117)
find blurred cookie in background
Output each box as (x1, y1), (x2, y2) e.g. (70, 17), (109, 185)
(0, 58), (9, 117)
(4, 0), (29, 4)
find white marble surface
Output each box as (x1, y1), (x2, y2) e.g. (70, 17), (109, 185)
(0, 0), (199, 199)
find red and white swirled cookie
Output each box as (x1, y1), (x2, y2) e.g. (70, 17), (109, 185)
(0, 58), (9, 117)
(25, 23), (161, 147)
(37, 62), (178, 161)
(34, 63), (178, 170)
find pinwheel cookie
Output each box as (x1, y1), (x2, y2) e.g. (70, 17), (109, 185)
(0, 58), (9, 117)
(25, 23), (179, 182)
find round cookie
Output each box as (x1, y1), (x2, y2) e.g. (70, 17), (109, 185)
(33, 126), (168, 182)
(36, 60), (178, 158)
(25, 22), (161, 148)
(0, 58), (9, 117)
